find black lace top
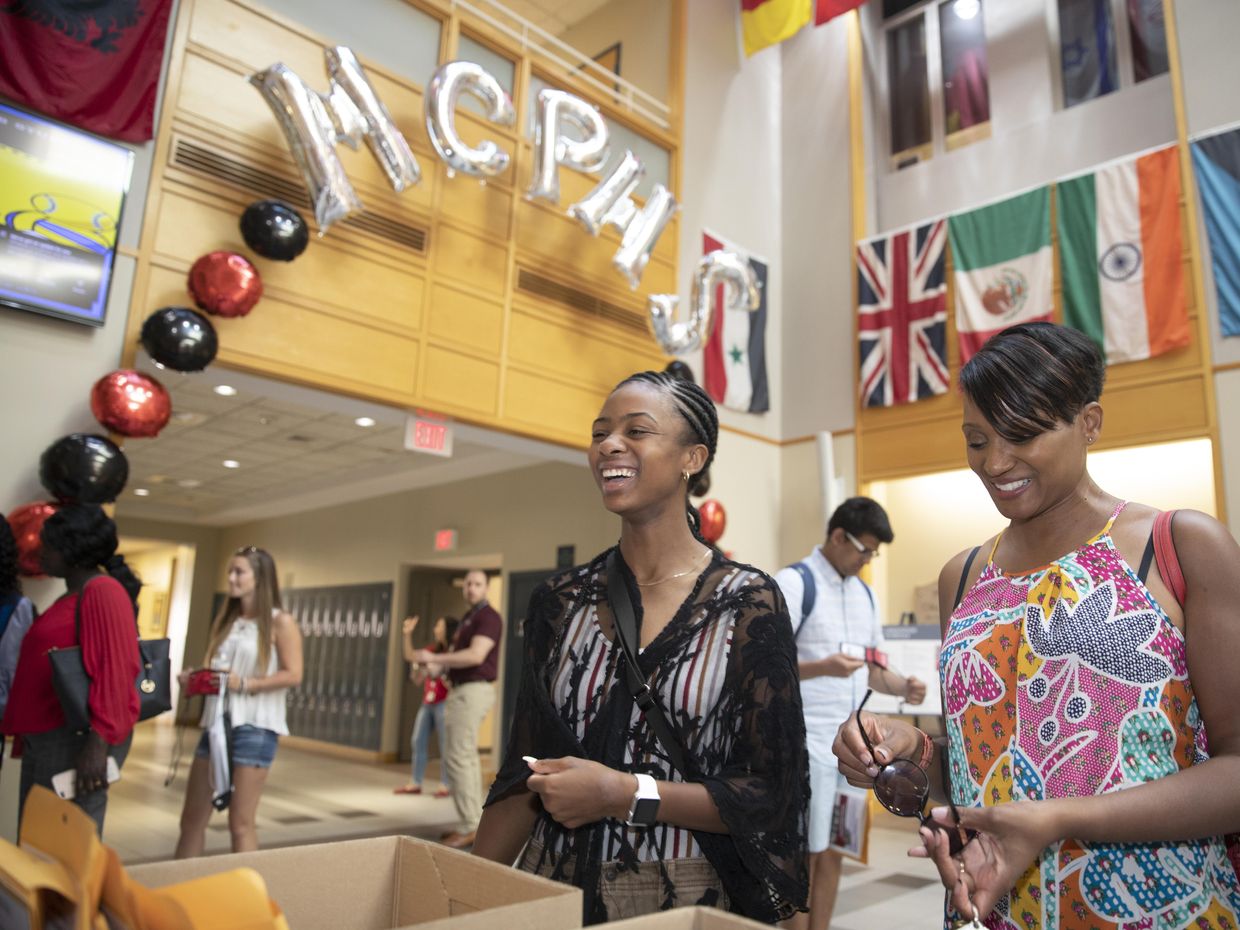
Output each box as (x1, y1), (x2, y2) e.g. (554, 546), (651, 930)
(485, 548), (809, 924)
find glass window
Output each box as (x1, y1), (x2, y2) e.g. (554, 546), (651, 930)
(1058, 0), (1118, 107)
(888, 17), (931, 161)
(1127, 0), (1169, 83)
(456, 35), (516, 118)
(939, 0), (989, 135)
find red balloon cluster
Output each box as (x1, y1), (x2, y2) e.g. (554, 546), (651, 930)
(188, 251), (263, 317)
(698, 499), (727, 545)
(91, 369), (172, 438)
(7, 501), (59, 577)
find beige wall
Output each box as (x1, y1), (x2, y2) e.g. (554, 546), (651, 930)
(557, 0), (671, 103)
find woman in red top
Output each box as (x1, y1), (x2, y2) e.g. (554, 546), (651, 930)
(394, 614), (457, 797)
(0, 505), (141, 833)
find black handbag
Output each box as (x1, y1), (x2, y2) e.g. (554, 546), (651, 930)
(48, 578), (173, 732)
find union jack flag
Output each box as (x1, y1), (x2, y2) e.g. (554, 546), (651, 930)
(857, 220), (950, 408)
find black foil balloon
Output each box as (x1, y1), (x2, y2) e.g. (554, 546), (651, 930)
(39, 434), (129, 504)
(240, 200), (309, 262)
(141, 307), (218, 372)
(664, 360), (696, 384)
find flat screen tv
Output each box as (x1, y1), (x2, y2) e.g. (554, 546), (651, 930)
(0, 102), (134, 327)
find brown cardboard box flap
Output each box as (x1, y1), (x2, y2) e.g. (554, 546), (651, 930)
(603, 906), (771, 930)
(129, 835), (580, 930)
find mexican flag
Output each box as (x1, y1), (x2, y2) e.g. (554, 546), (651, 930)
(949, 188), (1054, 362)
(1058, 146), (1189, 363)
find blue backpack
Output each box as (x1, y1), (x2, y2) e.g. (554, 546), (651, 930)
(0, 592), (21, 640)
(787, 561), (874, 640)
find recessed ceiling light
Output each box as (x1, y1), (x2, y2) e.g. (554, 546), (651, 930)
(354, 416), (377, 428)
(134, 488), (150, 497)
(222, 459), (241, 469)
(214, 385), (238, 396)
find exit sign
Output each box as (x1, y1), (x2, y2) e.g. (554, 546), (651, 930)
(405, 412), (453, 457)
(434, 528), (458, 552)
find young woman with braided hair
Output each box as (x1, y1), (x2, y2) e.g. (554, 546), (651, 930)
(474, 371), (809, 925)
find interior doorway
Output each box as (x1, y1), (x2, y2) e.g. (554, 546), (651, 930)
(117, 537), (196, 709)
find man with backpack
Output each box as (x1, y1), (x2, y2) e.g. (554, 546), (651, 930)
(775, 497), (925, 930)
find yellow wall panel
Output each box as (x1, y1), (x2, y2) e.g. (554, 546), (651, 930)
(437, 168), (513, 240)
(422, 345), (499, 415)
(509, 310), (659, 391)
(431, 224), (509, 294)
(150, 187), (425, 332)
(503, 368), (606, 445)
(145, 264), (419, 396)
(427, 284), (503, 354)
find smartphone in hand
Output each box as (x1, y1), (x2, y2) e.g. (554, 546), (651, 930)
(51, 756), (121, 800)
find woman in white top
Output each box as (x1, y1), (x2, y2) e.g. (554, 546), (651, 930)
(174, 546), (303, 856)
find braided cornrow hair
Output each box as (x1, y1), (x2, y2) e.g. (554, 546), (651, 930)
(615, 370), (719, 538)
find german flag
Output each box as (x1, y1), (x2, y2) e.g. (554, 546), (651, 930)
(740, 0), (812, 57)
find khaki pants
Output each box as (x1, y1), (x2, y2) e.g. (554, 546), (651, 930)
(442, 680), (494, 833)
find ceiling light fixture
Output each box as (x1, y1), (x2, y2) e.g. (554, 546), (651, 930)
(214, 385), (238, 396)
(134, 488), (151, 497)
(955, 0), (979, 20)
(354, 416), (377, 428)
(177, 478), (202, 489)
(222, 459), (241, 469)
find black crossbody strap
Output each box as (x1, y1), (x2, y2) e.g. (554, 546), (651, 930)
(606, 550), (689, 779)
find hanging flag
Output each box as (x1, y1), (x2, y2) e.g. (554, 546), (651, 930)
(1058, 146), (1188, 363)
(857, 220), (950, 407)
(949, 188), (1054, 362)
(703, 232), (770, 414)
(1191, 127), (1240, 338)
(741, 0), (812, 57)
(0, 1), (173, 142)
(815, 0), (866, 25)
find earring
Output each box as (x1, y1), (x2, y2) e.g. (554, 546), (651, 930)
(1087, 437), (1096, 445)
(682, 471), (691, 483)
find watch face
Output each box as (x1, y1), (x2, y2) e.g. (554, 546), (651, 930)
(631, 797), (660, 826)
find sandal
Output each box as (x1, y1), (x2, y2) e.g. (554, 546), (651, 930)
(393, 784), (422, 795)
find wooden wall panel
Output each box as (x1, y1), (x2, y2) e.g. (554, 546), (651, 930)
(145, 266), (420, 397)
(431, 223), (509, 294)
(508, 310), (656, 392)
(503, 368), (602, 447)
(427, 283), (503, 354)
(422, 345), (499, 415)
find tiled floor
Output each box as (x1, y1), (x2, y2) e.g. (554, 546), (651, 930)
(103, 720), (947, 926)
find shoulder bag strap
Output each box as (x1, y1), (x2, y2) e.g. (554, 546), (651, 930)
(953, 547), (981, 611)
(1152, 510), (1186, 607)
(605, 550), (689, 779)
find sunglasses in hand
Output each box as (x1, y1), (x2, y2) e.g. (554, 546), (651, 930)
(854, 689), (977, 856)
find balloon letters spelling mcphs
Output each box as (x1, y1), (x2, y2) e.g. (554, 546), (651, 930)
(249, 50), (679, 290)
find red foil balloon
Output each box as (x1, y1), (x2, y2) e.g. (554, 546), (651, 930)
(188, 251), (263, 317)
(7, 501), (59, 577)
(90, 369), (172, 438)
(698, 499), (727, 545)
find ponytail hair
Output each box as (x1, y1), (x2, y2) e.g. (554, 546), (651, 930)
(40, 505), (142, 610)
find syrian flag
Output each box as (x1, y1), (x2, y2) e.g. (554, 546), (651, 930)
(949, 188), (1054, 362)
(1058, 146), (1188, 363)
(703, 231), (770, 413)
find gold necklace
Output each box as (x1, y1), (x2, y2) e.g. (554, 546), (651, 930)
(634, 547), (711, 586)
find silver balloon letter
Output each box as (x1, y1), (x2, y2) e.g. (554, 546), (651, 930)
(568, 150), (644, 235)
(612, 184), (679, 288)
(251, 46), (420, 232)
(326, 47), (421, 192)
(526, 89), (610, 203)
(425, 61), (516, 178)
(646, 250), (759, 356)
(250, 62), (364, 232)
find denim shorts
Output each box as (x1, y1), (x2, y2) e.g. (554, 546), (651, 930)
(194, 724), (279, 768)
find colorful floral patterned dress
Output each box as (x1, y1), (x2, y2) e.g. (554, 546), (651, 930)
(940, 503), (1240, 930)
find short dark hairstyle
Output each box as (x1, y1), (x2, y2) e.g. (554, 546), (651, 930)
(40, 504), (142, 608)
(828, 497), (894, 544)
(959, 322), (1105, 443)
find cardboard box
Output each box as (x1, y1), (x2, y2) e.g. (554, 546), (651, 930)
(129, 836), (581, 930)
(604, 906), (770, 930)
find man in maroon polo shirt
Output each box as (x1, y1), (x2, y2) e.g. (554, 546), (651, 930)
(412, 568), (501, 849)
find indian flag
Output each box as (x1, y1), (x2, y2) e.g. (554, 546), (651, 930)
(1058, 146), (1189, 363)
(949, 187), (1054, 362)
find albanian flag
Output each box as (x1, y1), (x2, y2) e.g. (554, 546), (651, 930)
(0, 1), (173, 142)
